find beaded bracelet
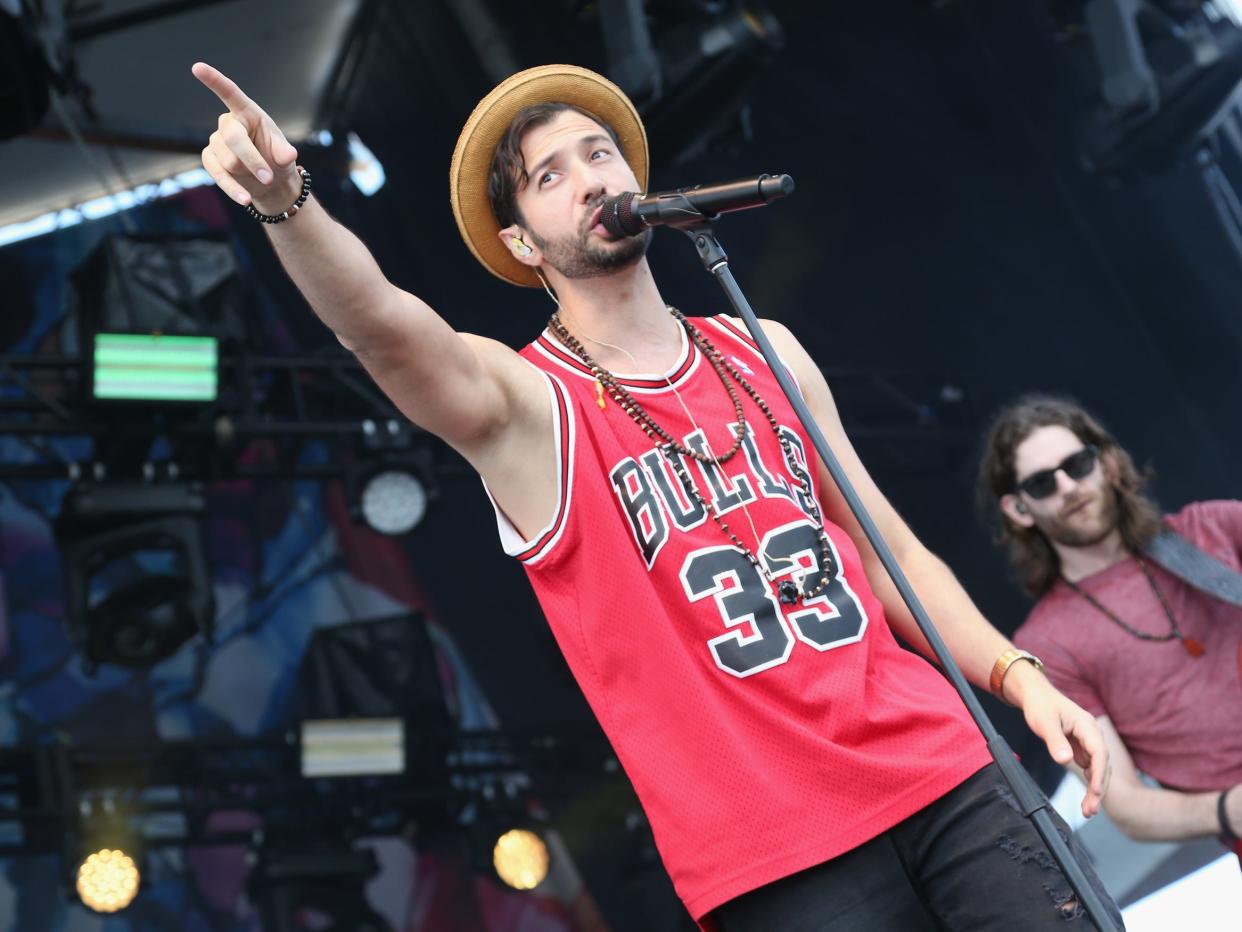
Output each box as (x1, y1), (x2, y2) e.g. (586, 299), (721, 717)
(245, 166), (312, 224)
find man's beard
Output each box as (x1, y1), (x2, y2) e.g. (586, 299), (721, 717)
(1035, 484), (1121, 548)
(527, 213), (651, 279)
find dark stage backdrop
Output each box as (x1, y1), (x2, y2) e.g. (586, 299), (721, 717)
(0, 192), (680, 929)
(3, 1), (1242, 929)
(339, 0), (1242, 783)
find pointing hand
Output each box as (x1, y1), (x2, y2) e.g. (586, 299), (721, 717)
(192, 62), (301, 214)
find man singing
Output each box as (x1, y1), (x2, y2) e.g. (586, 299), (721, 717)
(979, 395), (1242, 863)
(193, 61), (1116, 930)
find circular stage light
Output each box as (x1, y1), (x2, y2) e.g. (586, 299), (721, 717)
(493, 828), (549, 891)
(360, 469), (427, 536)
(76, 847), (140, 913)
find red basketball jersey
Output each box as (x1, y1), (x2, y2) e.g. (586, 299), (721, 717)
(486, 315), (990, 922)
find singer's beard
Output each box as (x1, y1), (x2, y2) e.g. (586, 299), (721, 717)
(527, 221), (651, 280)
(1032, 483), (1121, 548)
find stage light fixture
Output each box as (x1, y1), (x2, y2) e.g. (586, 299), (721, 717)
(76, 846), (140, 913)
(70, 234), (246, 407)
(297, 615), (451, 801)
(492, 828), (550, 891)
(358, 467), (427, 536)
(91, 332), (218, 403)
(1081, 0), (1242, 177)
(55, 483), (214, 670)
(0, 2), (52, 140)
(300, 718), (405, 778)
(345, 436), (437, 537)
(624, 5), (785, 166)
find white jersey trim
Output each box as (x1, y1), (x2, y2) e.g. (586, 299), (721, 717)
(480, 367), (576, 566)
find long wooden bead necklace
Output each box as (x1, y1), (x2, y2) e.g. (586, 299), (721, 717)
(548, 306), (837, 605)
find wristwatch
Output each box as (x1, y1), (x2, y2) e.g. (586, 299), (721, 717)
(990, 648), (1045, 703)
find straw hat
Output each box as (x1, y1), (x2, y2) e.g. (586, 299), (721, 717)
(449, 64), (649, 288)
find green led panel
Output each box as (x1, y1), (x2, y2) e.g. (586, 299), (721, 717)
(93, 333), (218, 402)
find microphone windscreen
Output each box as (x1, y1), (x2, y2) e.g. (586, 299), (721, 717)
(600, 193), (642, 238)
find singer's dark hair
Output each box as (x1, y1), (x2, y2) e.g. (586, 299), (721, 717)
(488, 103), (625, 230)
(975, 394), (1162, 597)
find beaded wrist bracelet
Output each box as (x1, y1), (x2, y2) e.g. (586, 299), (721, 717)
(245, 166), (312, 224)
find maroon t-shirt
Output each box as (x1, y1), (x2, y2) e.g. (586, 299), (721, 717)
(1014, 500), (1242, 793)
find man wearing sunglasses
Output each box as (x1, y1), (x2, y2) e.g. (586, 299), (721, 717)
(978, 395), (1242, 860)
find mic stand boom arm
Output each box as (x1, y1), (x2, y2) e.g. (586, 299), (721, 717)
(679, 221), (1121, 932)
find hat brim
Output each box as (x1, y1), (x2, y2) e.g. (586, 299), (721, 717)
(450, 64), (649, 288)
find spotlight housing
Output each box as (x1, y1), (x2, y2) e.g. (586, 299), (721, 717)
(55, 483), (214, 670)
(492, 827), (550, 891)
(610, 4), (785, 166)
(69, 234), (246, 411)
(0, 6), (52, 140)
(345, 443), (437, 537)
(1080, 0), (1242, 178)
(76, 846), (141, 914)
(90, 332), (219, 404)
(358, 468), (427, 536)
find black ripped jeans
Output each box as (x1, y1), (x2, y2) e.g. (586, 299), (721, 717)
(712, 763), (1125, 932)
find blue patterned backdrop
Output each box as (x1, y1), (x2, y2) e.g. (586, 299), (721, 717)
(0, 186), (592, 932)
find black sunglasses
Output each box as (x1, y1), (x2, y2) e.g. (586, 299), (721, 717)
(1014, 445), (1099, 500)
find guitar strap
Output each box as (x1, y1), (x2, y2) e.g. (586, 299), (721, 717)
(1142, 528), (1242, 611)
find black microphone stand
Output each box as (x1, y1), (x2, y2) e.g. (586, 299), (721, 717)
(672, 214), (1121, 932)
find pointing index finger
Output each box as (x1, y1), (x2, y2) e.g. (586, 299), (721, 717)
(192, 62), (260, 123)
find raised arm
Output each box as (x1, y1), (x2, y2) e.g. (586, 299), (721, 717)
(192, 63), (554, 536)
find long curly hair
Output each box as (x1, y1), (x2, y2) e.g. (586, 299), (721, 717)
(976, 395), (1162, 596)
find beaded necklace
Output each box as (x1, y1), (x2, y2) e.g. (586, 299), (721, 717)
(548, 306), (835, 605)
(1062, 557), (1205, 657)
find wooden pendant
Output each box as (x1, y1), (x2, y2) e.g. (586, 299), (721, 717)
(1180, 635), (1206, 658)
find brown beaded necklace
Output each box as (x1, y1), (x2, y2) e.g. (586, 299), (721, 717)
(548, 306), (836, 605)
(1062, 557), (1205, 658)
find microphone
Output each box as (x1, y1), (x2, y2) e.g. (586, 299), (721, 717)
(599, 173), (795, 237)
